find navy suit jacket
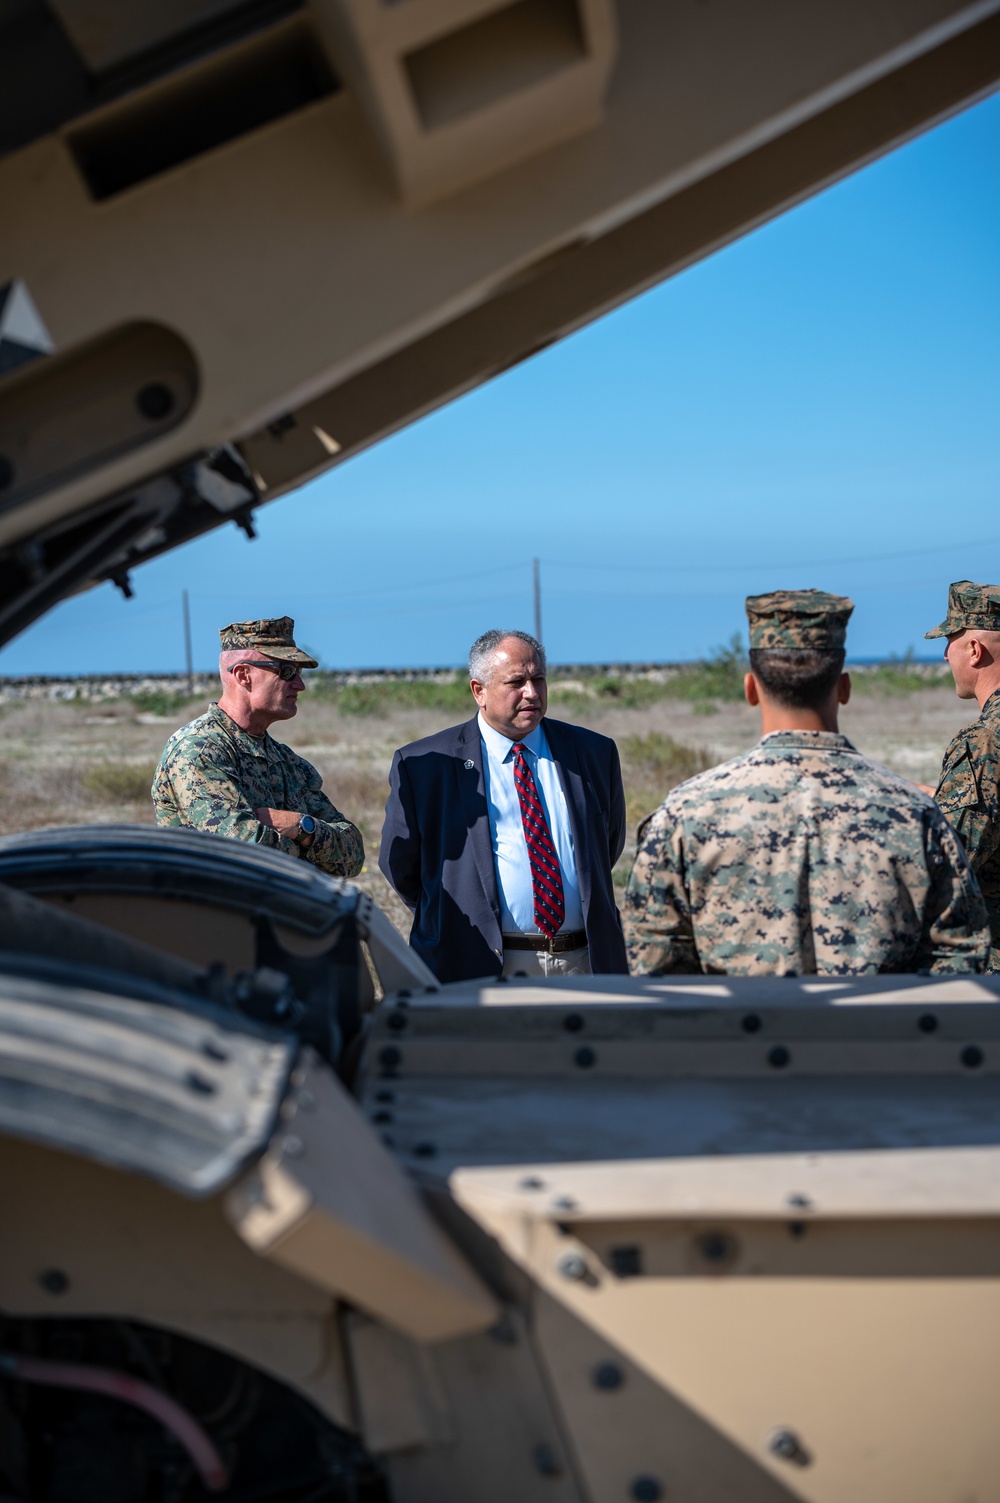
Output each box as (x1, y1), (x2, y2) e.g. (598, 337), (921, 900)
(379, 715), (628, 982)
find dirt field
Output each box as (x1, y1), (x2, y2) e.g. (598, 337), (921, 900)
(0, 665), (974, 938)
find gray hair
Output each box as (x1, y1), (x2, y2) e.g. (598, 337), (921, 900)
(468, 629), (546, 685)
(219, 646), (260, 688)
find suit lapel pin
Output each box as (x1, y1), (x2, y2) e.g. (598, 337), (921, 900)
(464, 759), (475, 770)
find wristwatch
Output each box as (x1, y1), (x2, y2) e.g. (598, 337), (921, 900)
(296, 814), (317, 844)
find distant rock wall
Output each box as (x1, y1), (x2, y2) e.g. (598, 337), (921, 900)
(0, 658), (948, 703)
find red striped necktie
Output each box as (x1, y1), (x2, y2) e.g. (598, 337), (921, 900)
(511, 744), (565, 938)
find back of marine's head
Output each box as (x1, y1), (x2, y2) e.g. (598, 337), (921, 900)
(745, 588), (853, 709)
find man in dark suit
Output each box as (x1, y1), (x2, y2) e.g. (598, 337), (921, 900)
(379, 629), (628, 983)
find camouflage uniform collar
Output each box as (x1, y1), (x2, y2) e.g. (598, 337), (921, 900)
(981, 688), (1000, 721)
(760, 729), (856, 752)
(208, 702), (270, 755)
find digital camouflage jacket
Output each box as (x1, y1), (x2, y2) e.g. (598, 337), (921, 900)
(625, 729), (988, 977)
(935, 688), (1000, 970)
(152, 703), (364, 878)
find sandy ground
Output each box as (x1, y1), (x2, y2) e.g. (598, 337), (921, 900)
(0, 680), (974, 937)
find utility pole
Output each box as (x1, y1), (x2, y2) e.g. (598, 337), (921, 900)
(182, 590), (194, 694)
(532, 557), (542, 644)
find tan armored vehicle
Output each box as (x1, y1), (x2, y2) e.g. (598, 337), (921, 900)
(2, 2), (1000, 1498)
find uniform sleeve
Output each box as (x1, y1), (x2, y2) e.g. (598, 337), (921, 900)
(623, 806), (701, 974)
(936, 732), (1000, 876)
(916, 808), (991, 974)
(155, 734), (283, 850)
(297, 763), (365, 878)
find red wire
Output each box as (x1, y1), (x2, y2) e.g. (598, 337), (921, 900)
(1, 1353), (229, 1492)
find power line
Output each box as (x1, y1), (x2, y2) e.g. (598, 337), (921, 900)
(294, 562), (528, 601)
(542, 535), (1000, 575)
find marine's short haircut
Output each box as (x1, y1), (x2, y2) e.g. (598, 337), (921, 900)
(749, 648), (845, 709)
(218, 646), (261, 688)
(469, 629), (546, 685)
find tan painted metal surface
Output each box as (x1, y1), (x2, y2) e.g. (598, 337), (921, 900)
(455, 1172), (1000, 1499)
(45, 891), (257, 971)
(453, 1144), (1000, 1221)
(0, 1135), (354, 1428)
(226, 1051), (499, 1342)
(2, 0), (998, 557)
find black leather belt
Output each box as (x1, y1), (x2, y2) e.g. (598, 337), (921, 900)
(502, 931), (587, 955)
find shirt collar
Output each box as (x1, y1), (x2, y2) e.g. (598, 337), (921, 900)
(209, 702), (269, 757)
(477, 711), (546, 762)
(760, 729), (856, 752)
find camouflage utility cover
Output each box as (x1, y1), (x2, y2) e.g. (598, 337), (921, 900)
(745, 589), (854, 650)
(935, 688), (1000, 970)
(219, 616), (318, 667)
(625, 729), (988, 976)
(925, 581), (1000, 639)
(152, 704), (364, 877)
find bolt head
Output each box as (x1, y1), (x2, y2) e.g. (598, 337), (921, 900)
(136, 382), (175, 420)
(770, 1430), (799, 1459)
(557, 1252), (588, 1281)
(533, 1444), (562, 1477)
(694, 1229), (739, 1268)
(767, 1427), (811, 1466)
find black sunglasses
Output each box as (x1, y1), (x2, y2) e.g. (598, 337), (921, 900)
(229, 660), (301, 681)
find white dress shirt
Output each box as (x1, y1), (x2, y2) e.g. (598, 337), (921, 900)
(478, 712), (584, 935)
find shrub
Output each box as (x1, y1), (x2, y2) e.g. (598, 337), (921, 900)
(309, 676), (472, 717)
(587, 677), (673, 710)
(663, 635), (748, 703)
(619, 732), (714, 789)
(850, 649), (951, 697)
(130, 689), (196, 717)
(83, 761), (159, 804)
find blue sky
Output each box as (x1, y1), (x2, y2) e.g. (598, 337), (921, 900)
(4, 90), (998, 675)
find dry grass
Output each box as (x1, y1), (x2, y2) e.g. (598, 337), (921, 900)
(83, 760), (159, 804)
(615, 732), (715, 886)
(0, 671), (974, 935)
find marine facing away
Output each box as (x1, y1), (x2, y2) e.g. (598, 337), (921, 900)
(152, 617), (364, 877)
(625, 589), (989, 977)
(923, 580), (1000, 971)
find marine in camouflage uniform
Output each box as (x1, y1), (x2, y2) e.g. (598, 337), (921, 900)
(152, 618), (364, 878)
(926, 581), (1000, 970)
(625, 590), (988, 976)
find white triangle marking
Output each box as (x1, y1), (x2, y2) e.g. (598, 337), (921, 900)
(1, 280), (54, 354)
